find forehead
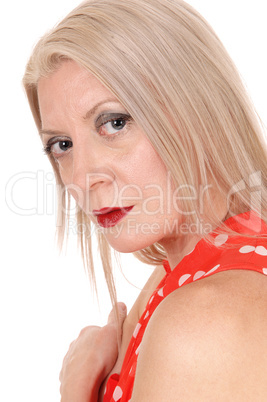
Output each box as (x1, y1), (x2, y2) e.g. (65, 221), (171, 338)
(37, 60), (119, 121)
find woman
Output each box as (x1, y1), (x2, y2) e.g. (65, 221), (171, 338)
(23, 0), (267, 400)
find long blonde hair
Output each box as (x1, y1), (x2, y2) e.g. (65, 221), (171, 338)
(23, 0), (267, 303)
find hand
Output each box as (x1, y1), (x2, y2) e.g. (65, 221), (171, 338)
(59, 302), (127, 402)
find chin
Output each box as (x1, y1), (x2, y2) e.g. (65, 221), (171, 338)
(103, 231), (162, 254)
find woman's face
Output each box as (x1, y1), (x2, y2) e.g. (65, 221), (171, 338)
(38, 60), (187, 254)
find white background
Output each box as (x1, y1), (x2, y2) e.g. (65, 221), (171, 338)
(1, 1), (266, 401)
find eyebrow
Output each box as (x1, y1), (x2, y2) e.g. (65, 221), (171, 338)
(39, 98), (121, 136)
(83, 98), (121, 120)
(39, 128), (66, 137)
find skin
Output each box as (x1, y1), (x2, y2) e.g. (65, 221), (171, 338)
(37, 61), (267, 401)
(59, 303), (127, 401)
(132, 270), (267, 401)
(38, 60), (208, 266)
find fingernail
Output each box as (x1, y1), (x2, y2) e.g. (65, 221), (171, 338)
(118, 302), (127, 312)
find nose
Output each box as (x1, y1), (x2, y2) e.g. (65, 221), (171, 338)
(69, 143), (115, 195)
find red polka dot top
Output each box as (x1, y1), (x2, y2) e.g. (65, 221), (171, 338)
(103, 211), (267, 401)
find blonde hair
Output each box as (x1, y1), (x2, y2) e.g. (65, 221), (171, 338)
(23, 0), (267, 303)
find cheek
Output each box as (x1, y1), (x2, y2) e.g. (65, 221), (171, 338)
(120, 152), (170, 217)
(121, 141), (168, 187)
(56, 160), (86, 208)
(55, 152), (77, 189)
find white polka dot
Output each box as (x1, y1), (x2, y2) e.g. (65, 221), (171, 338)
(255, 246), (267, 256)
(144, 311), (149, 320)
(135, 344), (141, 355)
(204, 264), (220, 276)
(129, 362), (137, 377)
(214, 234), (229, 247)
(148, 295), (154, 305)
(157, 287), (164, 297)
(263, 268), (267, 275)
(113, 386), (123, 401)
(193, 271), (206, 281)
(186, 247), (195, 256)
(179, 274), (191, 286)
(239, 245), (255, 254)
(133, 323), (141, 338)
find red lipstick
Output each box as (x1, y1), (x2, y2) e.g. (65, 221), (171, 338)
(93, 206), (134, 228)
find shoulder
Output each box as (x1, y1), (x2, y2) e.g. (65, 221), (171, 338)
(131, 270), (267, 401)
(126, 264), (166, 323)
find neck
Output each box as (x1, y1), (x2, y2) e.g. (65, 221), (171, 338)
(161, 209), (230, 270)
(160, 233), (202, 271)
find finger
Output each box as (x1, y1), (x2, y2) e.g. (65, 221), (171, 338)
(107, 302), (127, 326)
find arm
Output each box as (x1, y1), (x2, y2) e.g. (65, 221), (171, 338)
(131, 271), (267, 401)
(59, 302), (127, 402)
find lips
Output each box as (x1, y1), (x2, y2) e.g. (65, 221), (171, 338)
(93, 206), (134, 228)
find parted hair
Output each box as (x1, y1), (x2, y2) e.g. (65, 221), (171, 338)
(23, 0), (267, 303)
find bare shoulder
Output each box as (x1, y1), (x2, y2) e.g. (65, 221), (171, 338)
(132, 270), (267, 401)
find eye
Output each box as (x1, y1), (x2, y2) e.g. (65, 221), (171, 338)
(44, 138), (73, 157)
(102, 118), (127, 135)
(95, 113), (132, 137)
